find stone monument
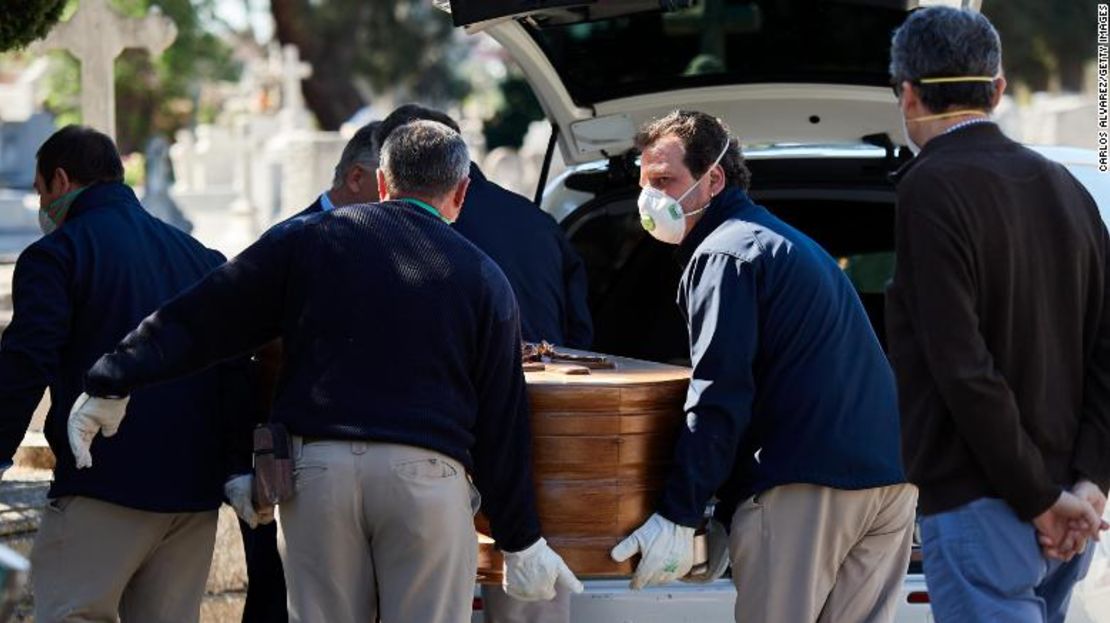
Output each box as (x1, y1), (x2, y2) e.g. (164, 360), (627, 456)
(278, 44), (313, 132)
(141, 136), (192, 233)
(34, 0), (177, 140)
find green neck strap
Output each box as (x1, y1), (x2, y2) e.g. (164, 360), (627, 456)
(400, 198), (450, 224)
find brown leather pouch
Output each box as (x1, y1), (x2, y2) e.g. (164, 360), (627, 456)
(252, 423), (295, 506)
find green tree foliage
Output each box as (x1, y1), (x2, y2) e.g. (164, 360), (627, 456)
(39, 0), (238, 153)
(984, 1), (1096, 92)
(483, 74), (544, 151)
(0, 0), (67, 52)
(270, 0), (468, 130)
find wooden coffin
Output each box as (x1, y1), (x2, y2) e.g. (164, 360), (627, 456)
(476, 351), (690, 583)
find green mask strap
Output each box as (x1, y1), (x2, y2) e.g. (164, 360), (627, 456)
(44, 187), (87, 227)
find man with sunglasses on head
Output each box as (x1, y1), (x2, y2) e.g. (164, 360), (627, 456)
(886, 7), (1110, 622)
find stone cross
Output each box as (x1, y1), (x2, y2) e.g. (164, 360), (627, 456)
(278, 44), (312, 131)
(36, 0), (177, 139)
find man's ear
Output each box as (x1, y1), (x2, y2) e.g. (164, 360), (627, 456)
(708, 160), (727, 197)
(990, 76), (1007, 110)
(452, 177), (470, 213)
(345, 166), (364, 195)
(51, 167), (71, 195)
(901, 82), (929, 118)
(376, 169), (389, 201)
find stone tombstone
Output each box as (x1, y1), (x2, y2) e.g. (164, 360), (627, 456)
(190, 125), (237, 192)
(265, 132), (346, 223)
(277, 44), (312, 132)
(0, 113), (54, 189)
(995, 93), (1094, 149)
(483, 146), (533, 198)
(35, 0), (177, 140)
(0, 58), (50, 123)
(169, 128), (198, 192)
(142, 136), (192, 233)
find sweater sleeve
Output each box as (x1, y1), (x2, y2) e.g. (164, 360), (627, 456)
(0, 243), (73, 463)
(469, 261), (542, 552)
(658, 252), (759, 527)
(85, 222), (297, 398)
(218, 354), (265, 478)
(896, 177), (1059, 520)
(1073, 215), (1110, 492)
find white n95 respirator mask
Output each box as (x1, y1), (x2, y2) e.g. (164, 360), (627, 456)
(638, 140), (730, 245)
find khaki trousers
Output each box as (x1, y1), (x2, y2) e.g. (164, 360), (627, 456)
(480, 583), (571, 623)
(277, 438), (477, 623)
(31, 496), (217, 623)
(730, 482), (917, 623)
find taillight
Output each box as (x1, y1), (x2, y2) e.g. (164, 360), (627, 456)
(472, 597), (484, 611)
(907, 591), (930, 604)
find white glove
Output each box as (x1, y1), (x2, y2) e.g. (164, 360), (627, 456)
(224, 474), (274, 529)
(681, 518), (730, 584)
(611, 513), (696, 589)
(68, 392), (130, 469)
(503, 537), (584, 601)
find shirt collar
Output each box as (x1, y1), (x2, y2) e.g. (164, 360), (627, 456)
(943, 117), (992, 136)
(319, 191), (337, 212)
(890, 121), (1006, 184)
(400, 198), (451, 223)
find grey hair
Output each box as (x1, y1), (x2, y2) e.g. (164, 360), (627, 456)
(380, 120), (470, 199)
(332, 121), (382, 188)
(889, 7), (1002, 113)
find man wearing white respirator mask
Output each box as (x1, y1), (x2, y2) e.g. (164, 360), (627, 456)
(636, 138), (729, 245)
(613, 110), (915, 622)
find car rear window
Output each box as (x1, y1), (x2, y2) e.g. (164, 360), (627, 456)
(524, 0), (908, 105)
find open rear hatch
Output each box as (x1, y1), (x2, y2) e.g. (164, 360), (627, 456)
(443, 0), (982, 165)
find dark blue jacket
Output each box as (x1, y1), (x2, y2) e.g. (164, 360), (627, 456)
(454, 165), (593, 348)
(84, 200), (542, 551)
(293, 196), (324, 219)
(0, 182), (252, 512)
(659, 188), (905, 527)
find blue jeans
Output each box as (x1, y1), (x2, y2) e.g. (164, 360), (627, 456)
(921, 497), (1095, 623)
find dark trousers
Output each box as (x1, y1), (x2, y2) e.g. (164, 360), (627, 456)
(238, 519), (288, 623)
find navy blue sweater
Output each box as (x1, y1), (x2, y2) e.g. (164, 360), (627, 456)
(455, 165), (593, 348)
(0, 182), (252, 512)
(660, 188), (905, 527)
(85, 200), (542, 551)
